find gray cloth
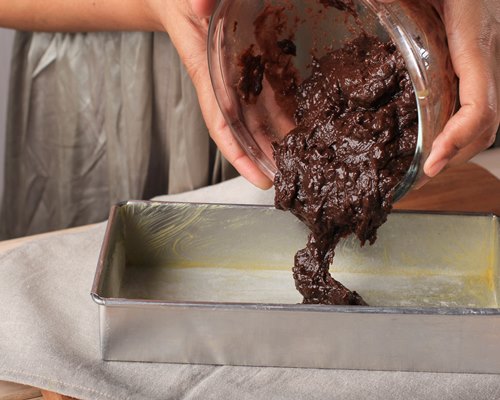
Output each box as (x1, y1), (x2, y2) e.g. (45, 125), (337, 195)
(0, 31), (236, 240)
(1, 177), (500, 400)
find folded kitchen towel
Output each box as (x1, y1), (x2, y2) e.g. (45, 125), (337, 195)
(1, 176), (500, 400)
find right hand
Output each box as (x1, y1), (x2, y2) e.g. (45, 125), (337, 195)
(378, 0), (500, 178)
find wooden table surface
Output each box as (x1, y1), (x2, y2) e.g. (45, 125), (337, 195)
(1, 162), (499, 400)
(395, 163), (500, 215)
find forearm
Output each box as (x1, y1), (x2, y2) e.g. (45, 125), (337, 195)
(0, 0), (163, 32)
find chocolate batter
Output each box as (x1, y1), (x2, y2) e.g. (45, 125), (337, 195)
(253, 6), (300, 113)
(238, 3), (418, 305)
(238, 46), (265, 103)
(319, 0), (355, 13)
(274, 35), (417, 305)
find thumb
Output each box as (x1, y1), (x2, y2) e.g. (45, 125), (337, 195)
(191, 64), (274, 189)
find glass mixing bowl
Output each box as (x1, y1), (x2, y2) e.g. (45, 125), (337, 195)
(208, 0), (457, 200)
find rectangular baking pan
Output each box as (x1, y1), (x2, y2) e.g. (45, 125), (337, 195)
(91, 201), (500, 373)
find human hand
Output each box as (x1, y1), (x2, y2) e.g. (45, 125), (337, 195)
(164, 0), (499, 188)
(378, 0), (500, 178)
(150, 0), (273, 189)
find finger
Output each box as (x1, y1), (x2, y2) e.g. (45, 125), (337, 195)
(423, 2), (499, 177)
(190, 62), (274, 189)
(447, 128), (497, 167)
(424, 95), (497, 177)
(413, 175), (430, 190)
(190, 0), (217, 18)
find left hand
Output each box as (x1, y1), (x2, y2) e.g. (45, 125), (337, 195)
(151, 0), (274, 189)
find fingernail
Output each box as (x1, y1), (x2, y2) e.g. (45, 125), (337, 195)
(426, 158), (448, 177)
(414, 176), (429, 190)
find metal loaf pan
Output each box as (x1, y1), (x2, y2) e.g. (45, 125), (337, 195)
(91, 201), (500, 373)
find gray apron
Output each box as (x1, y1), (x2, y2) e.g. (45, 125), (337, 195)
(0, 32), (237, 239)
